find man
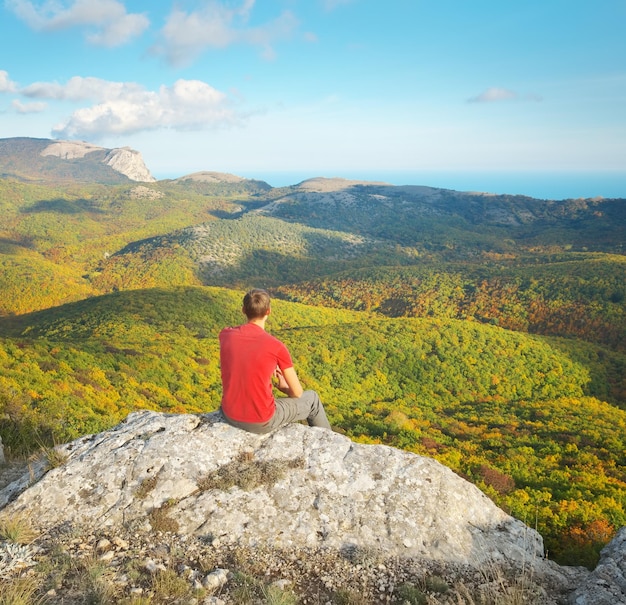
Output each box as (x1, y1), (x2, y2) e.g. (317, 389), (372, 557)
(219, 288), (332, 434)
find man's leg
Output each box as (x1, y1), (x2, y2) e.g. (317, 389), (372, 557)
(269, 390), (332, 430)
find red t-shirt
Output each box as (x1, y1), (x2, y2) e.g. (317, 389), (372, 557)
(219, 323), (294, 423)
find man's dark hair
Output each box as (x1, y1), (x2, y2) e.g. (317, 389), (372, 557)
(243, 289), (271, 319)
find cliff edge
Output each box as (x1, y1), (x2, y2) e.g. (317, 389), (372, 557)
(0, 137), (155, 183)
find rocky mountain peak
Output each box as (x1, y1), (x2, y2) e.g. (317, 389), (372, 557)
(102, 146), (155, 182)
(39, 140), (102, 160)
(41, 140), (155, 182)
(296, 177), (391, 192)
(173, 171), (249, 184)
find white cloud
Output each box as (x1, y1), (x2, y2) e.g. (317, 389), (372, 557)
(12, 99), (47, 113)
(22, 76), (146, 101)
(5, 0), (149, 46)
(467, 87), (543, 103)
(40, 77), (239, 139)
(0, 70), (18, 93)
(153, 0), (299, 67)
(468, 87), (518, 103)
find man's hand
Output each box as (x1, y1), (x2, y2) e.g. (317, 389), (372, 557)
(273, 367), (290, 392)
(273, 366), (304, 398)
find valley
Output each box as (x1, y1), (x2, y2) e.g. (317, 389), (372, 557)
(0, 143), (625, 568)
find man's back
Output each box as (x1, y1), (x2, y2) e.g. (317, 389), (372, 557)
(218, 288), (331, 433)
(219, 323), (292, 423)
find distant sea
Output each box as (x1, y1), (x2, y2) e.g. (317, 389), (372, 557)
(237, 171), (626, 200)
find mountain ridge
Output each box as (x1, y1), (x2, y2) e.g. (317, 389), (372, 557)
(3, 136), (623, 200)
(0, 137), (155, 184)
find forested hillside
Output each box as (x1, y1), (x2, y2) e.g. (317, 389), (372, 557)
(0, 166), (624, 568)
(276, 258), (626, 355)
(1, 287), (624, 568)
(0, 177), (253, 314)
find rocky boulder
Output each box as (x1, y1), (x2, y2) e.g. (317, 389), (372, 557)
(569, 526), (626, 604)
(2, 410), (542, 566)
(2, 410), (624, 603)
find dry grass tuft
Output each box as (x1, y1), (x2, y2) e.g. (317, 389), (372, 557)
(227, 571), (297, 605)
(424, 574), (450, 594)
(148, 499), (180, 534)
(197, 451), (304, 493)
(76, 555), (119, 604)
(151, 568), (195, 601)
(0, 576), (44, 605)
(394, 582), (427, 604)
(262, 583), (298, 605)
(44, 446), (69, 470)
(332, 587), (368, 604)
(134, 475), (158, 499)
(31, 442), (69, 471)
(229, 571), (259, 604)
(0, 513), (38, 544)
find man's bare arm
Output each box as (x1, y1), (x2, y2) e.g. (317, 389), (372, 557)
(274, 366), (304, 398)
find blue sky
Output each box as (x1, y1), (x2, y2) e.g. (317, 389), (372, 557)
(1, 0), (625, 197)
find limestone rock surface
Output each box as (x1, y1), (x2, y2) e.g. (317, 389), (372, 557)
(103, 146), (156, 182)
(2, 410), (625, 603)
(4, 411), (540, 566)
(41, 140), (155, 182)
(569, 526), (626, 604)
(40, 140), (102, 159)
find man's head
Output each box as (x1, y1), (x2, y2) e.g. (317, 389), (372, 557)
(243, 288), (271, 320)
